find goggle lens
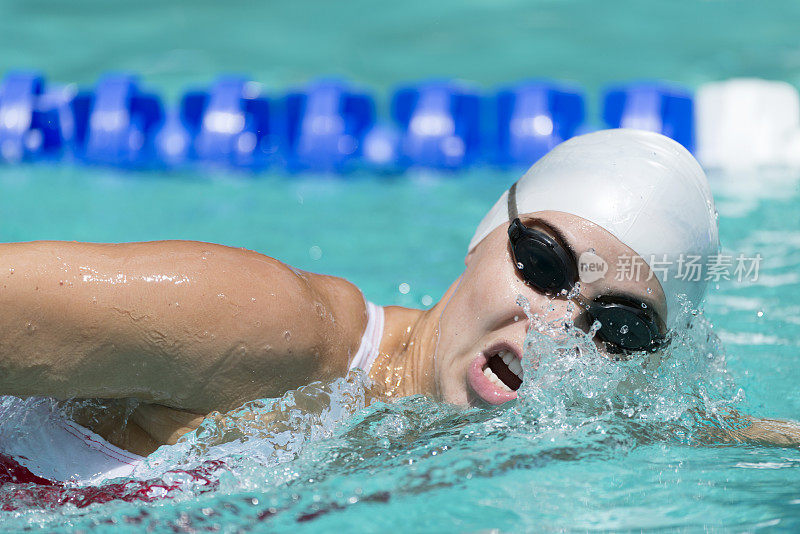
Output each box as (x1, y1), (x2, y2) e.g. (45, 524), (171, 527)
(589, 304), (661, 353)
(508, 218), (665, 354)
(513, 237), (572, 294)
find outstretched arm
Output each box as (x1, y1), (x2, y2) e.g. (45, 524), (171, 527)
(721, 415), (800, 447)
(0, 240), (366, 413)
(692, 409), (800, 447)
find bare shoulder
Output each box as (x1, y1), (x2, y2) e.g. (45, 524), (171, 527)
(192, 241), (369, 383)
(171, 240), (369, 389)
(300, 268), (369, 377)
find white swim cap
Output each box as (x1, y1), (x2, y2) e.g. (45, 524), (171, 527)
(469, 129), (719, 329)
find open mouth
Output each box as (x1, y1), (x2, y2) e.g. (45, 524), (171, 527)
(467, 345), (524, 405)
(482, 350), (523, 392)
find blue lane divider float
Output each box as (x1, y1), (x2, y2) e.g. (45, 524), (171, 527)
(602, 81), (694, 153)
(0, 71), (699, 173)
(189, 77), (273, 168)
(492, 80), (585, 166)
(391, 80), (482, 169)
(0, 72), (44, 163)
(284, 79), (375, 173)
(155, 77), (276, 169)
(71, 74), (164, 167)
(0, 71), (70, 163)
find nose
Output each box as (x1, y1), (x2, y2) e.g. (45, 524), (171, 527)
(523, 287), (585, 328)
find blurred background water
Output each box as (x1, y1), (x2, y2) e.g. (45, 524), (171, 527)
(0, 0), (799, 531)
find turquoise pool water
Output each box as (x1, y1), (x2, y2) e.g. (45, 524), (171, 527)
(1, 1), (800, 531)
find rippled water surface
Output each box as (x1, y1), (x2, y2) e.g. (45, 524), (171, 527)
(1, 0), (800, 531)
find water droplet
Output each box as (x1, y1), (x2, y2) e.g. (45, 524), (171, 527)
(566, 281), (582, 299)
(284, 330), (291, 341)
(516, 262), (524, 270)
(646, 287), (653, 294)
(590, 320), (602, 335)
(641, 302), (647, 309)
(620, 325), (629, 334)
(8, 268), (13, 274)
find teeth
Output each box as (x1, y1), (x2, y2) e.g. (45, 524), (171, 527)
(483, 366), (513, 392)
(498, 350), (524, 380)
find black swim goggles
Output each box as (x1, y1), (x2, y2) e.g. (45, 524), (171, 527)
(506, 183), (667, 355)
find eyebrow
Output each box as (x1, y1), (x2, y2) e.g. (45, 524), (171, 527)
(520, 216), (665, 328)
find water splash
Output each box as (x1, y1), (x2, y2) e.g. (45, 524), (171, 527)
(508, 293), (743, 446)
(132, 369), (373, 483)
(124, 291), (745, 498)
(0, 294), (753, 531)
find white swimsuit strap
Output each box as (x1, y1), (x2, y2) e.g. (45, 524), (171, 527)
(348, 299), (385, 375)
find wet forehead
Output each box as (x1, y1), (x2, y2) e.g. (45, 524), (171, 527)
(518, 210), (668, 323)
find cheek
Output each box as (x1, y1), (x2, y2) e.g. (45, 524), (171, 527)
(468, 266), (531, 324)
(437, 266), (525, 359)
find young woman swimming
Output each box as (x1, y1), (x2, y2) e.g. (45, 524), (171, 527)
(0, 129), (796, 485)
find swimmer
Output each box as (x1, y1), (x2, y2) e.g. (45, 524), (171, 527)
(0, 129), (797, 485)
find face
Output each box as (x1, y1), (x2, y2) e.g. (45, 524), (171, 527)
(432, 210), (668, 407)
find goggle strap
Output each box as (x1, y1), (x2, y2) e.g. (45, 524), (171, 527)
(507, 181), (519, 221)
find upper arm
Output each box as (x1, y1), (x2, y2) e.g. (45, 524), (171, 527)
(188, 245), (368, 406)
(0, 240), (367, 413)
